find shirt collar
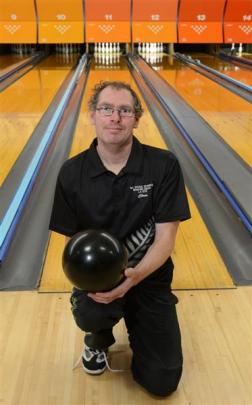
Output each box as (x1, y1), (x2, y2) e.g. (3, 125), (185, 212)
(87, 136), (143, 178)
(87, 138), (107, 178)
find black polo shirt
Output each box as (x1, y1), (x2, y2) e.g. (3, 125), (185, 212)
(49, 136), (190, 279)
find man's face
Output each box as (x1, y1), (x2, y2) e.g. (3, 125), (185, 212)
(90, 86), (139, 146)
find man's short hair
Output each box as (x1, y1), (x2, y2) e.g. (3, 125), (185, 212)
(88, 81), (144, 119)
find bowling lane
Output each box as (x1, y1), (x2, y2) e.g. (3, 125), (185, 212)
(157, 55), (252, 167)
(191, 53), (252, 87)
(0, 54), (28, 71)
(241, 53), (252, 61)
(0, 54), (78, 186)
(40, 56), (234, 292)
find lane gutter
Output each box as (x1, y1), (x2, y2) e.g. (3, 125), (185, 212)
(175, 52), (252, 104)
(0, 54), (89, 263)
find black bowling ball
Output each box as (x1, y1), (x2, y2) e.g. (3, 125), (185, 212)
(62, 229), (128, 292)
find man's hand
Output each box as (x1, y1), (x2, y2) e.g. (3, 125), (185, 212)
(88, 267), (139, 304)
(88, 221), (180, 304)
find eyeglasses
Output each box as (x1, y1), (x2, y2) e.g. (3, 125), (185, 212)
(96, 106), (135, 117)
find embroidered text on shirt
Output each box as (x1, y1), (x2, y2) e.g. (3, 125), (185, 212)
(130, 184), (153, 198)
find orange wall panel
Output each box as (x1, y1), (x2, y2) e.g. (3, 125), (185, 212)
(179, 0), (226, 21)
(224, 0), (252, 21)
(224, 22), (252, 42)
(0, 22), (36, 43)
(86, 21), (130, 42)
(132, 22), (177, 43)
(38, 22), (84, 43)
(0, 0), (36, 20)
(224, 0), (252, 42)
(132, 0), (178, 21)
(178, 22), (223, 43)
(36, 0), (84, 21)
(36, 0), (84, 43)
(85, 0), (131, 21)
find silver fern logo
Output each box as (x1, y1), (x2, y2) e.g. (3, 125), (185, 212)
(130, 183), (153, 199)
(125, 217), (155, 266)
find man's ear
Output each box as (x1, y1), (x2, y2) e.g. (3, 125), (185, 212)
(134, 118), (139, 128)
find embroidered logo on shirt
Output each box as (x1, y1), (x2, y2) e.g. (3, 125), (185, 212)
(130, 183), (153, 199)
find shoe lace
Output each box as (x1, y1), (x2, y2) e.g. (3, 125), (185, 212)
(73, 346), (126, 373)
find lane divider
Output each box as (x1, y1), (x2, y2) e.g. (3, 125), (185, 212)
(219, 51), (252, 68)
(175, 53), (252, 94)
(0, 54), (87, 262)
(129, 56), (252, 236)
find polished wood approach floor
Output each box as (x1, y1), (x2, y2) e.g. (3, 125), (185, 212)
(1, 288), (251, 405)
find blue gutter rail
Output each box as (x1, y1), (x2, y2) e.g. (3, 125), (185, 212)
(129, 56), (252, 236)
(175, 53), (252, 94)
(0, 54), (87, 263)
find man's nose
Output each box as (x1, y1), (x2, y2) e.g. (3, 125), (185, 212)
(110, 110), (121, 120)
